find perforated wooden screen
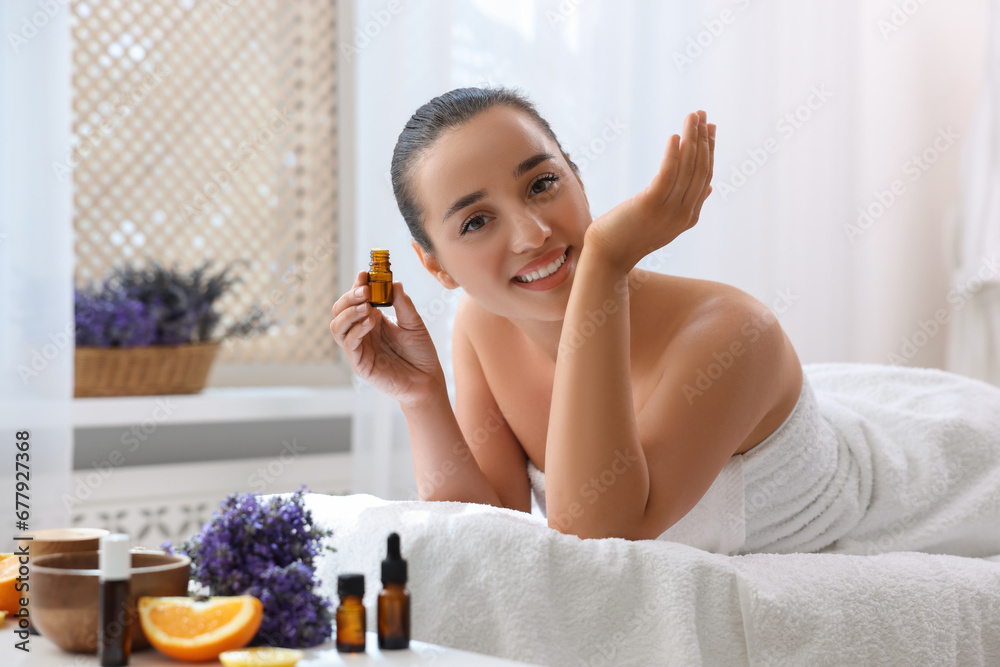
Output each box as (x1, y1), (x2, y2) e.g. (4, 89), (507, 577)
(69, 0), (341, 369)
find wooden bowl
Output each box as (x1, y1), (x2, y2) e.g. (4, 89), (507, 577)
(31, 550), (190, 653)
(15, 528), (110, 633)
(16, 527), (110, 558)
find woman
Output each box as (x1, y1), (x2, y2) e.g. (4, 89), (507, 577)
(331, 87), (1000, 556)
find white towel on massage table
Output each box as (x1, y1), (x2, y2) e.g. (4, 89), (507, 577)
(304, 492), (1000, 666)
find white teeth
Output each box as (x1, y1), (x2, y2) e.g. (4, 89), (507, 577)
(516, 250), (567, 283)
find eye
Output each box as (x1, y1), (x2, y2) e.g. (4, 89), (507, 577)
(529, 173), (559, 196)
(460, 213), (489, 236)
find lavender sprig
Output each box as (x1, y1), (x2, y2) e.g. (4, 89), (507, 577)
(168, 487), (336, 648)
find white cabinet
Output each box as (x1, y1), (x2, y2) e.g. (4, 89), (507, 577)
(70, 387), (354, 548)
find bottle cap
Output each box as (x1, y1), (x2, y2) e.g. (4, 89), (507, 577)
(381, 532), (407, 585)
(338, 573), (365, 598)
(99, 534), (130, 582)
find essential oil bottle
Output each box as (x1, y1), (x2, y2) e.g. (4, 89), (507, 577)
(368, 249), (393, 307)
(98, 533), (131, 667)
(336, 573), (366, 653)
(377, 532), (410, 650)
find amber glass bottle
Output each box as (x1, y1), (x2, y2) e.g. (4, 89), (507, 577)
(377, 532), (410, 649)
(336, 573), (366, 652)
(368, 249), (393, 307)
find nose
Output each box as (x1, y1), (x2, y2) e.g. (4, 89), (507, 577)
(509, 206), (552, 254)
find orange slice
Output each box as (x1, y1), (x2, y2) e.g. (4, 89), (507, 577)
(138, 595), (263, 662)
(0, 553), (21, 614)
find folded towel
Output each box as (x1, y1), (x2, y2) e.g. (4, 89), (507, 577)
(305, 493), (748, 666)
(731, 549), (1000, 665)
(304, 492), (1000, 665)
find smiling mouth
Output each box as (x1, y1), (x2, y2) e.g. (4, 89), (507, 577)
(513, 249), (569, 283)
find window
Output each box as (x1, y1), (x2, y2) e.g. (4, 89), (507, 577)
(69, 0), (343, 381)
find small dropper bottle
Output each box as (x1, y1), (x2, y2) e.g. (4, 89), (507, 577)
(98, 533), (131, 666)
(368, 249), (393, 307)
(377, 532), (410, 649)
(336, 573), (366, 653)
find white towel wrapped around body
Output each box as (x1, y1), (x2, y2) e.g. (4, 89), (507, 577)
(528, 363), (1000, 557)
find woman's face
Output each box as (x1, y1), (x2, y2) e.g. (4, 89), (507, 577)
(412, 106), (592, 322)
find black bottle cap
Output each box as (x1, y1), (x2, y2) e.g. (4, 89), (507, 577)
(381, 532), (407, 585)
(338, 573), (365, 598)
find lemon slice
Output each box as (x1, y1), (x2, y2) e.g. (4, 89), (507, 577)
(219, 647), (306, 667)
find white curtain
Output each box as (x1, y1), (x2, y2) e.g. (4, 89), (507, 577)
(1, 1), (73, 545)
(349, 0), (991, 499)
(947, 0), (1000, 386)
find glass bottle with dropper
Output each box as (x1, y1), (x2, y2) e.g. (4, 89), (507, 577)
(368, 249), (393, 307)
(377, 532), (410, 649)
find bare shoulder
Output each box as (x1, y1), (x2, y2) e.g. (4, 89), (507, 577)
(631, 270), (784, 349)
(634, 270), (801, 434)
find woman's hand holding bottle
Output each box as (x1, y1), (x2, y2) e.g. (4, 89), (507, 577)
(584, 110), (716, 272)
(330, 271), (446, 409)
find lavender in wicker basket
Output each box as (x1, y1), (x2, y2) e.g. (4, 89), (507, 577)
(75, 260), (271, 347)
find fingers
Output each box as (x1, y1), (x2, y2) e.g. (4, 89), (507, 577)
(650, 134), (681, 200)
(330, 298), (374, 349)
(331, 271), (370, 318)
(329, 270), (374, 348)
(691, 122), (716, 221)
(681, 111), (711, 210)
(342, 309), (375, 353)
(390, 282), (426, 331)
(668, 112), (700, 202)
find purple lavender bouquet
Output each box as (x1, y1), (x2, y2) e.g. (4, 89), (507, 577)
(75, 260), (271, 348)
(167, 487), (336, 648)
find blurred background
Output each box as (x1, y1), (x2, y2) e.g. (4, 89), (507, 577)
(2, 0), (998, 547)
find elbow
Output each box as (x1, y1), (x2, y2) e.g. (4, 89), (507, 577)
(546, 516), (642, 541)
(421, 482), (507, 510)
(545, 501), (646, 540)
(545, 498), (667, 541)
(544, 493), (590, 536)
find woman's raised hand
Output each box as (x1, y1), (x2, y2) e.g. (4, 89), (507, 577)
(330, 271), (446, 408)
(584, 110), (716, 271)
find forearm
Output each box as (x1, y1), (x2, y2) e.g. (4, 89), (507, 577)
(545, 244), (650, 538)
(401, 387), (505, 508)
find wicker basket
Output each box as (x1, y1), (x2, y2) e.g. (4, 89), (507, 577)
(74, 342), (221, 397)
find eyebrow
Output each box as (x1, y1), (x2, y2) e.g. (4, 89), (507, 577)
(441, 152), (557, 225)
(512, 152), (556, 179)
(442, 190), (487, 225)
